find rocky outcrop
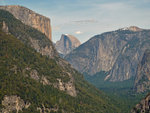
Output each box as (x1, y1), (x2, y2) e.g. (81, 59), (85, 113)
(131, 93), (150, 113)
(23, 67), (77, 97)
(65, 27), (150, 81)
(0, 9), (121, 113)
(29, 37), (56, 58)
(0, 9), (57, 58)
(55, 34), (81, 56)
(0, 9), (77, 97)
(37, 104), (58, 113)
(134, 50), (150, 92)
(0, 5), (52, 40)
(1, 95), (30, 113)
(41, 76), (51, 85)
(2, 21), (9, 34)
(56, 78), (77, 97)
(30, 69), (40, 81)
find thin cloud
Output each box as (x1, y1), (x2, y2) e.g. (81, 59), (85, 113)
(75, 31), (82, 34)
(73, 19), (98, 24)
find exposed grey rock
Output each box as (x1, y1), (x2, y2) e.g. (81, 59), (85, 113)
(30, 69), (39, 81)
(2, 21), (9, 34)
(131, 93), (150, 113)
(65, 30), (127, 75)
(0, 7), (77, 97)
(23, 68), (39, 81)
(37, 104), (58, 113)
(29, 35), (55, 58)
(57, 78), (77, 97)
(55, 34), (81, 56)
(57, 78), (65, 91)
(40, 76), (51, 85)
(0, 5), (52, 40)
(65, 27), (150, 81)
(1, 95), (30, 113)
(23, 67), (76, 97)
(0, 6), (57, 59)
(134, 49), (150, 92)
(65, 78), (77, 97)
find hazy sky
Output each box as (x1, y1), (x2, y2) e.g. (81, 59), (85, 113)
(0, 0), (150, 43)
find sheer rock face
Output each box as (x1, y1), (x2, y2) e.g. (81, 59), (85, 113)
(65, 27), (150, 81)
(55, 34), (81, 56)
(134, 50), (150, 92)
(131, 93), (150, 113)
(0, 5), (52, 40)
(0, 8), (77, 97)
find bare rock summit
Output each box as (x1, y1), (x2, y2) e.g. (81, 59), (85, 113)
(55, 34), (81, 56)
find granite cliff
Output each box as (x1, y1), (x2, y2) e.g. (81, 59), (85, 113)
(0, 8), (76, 97)
(0, 5), (52, 40)
(0, 8), (77, 97)
(134, 49), (150, 92)
(55, 34), (81, 56)
(131, 93), (150, 113)
(0, 9), (56, 58)
(65, 26), (150, 81)
(0, 8), (119, 113)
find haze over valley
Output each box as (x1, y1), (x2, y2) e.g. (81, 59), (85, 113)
(0, 0), (150, 113)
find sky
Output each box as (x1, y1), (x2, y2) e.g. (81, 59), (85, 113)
(0, 0), (150, 43)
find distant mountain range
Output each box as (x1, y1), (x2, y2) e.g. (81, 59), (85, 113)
(0, 6), (120, 113)
(1, 4), (150, 113)
(65, 26), (150, 82)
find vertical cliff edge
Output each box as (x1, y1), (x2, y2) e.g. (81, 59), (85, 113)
(65, 27), (150, 81)
(0, 9), (120, 113)
(131, 93), (150, 113)
(0, 5), (52, 40)
(134, 49), (150, 92)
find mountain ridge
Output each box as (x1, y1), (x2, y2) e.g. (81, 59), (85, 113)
(0, 5), (52, 40)
(0, 22), (119, 113)
(0, 9), (56, 58)
(55, 34), (81, 56)
(65, 27), (150, 81)
(118, 26), (143, 32)
(0, 8), (120, 113)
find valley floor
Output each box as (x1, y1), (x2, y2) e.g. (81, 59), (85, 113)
(84, 72), (148, 113)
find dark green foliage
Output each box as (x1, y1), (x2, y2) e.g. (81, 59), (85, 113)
(0, 9), (56, 53)
(84, 71), (147, 113)
(0, 30), (68, 84)
(0, 28), (119, 112)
